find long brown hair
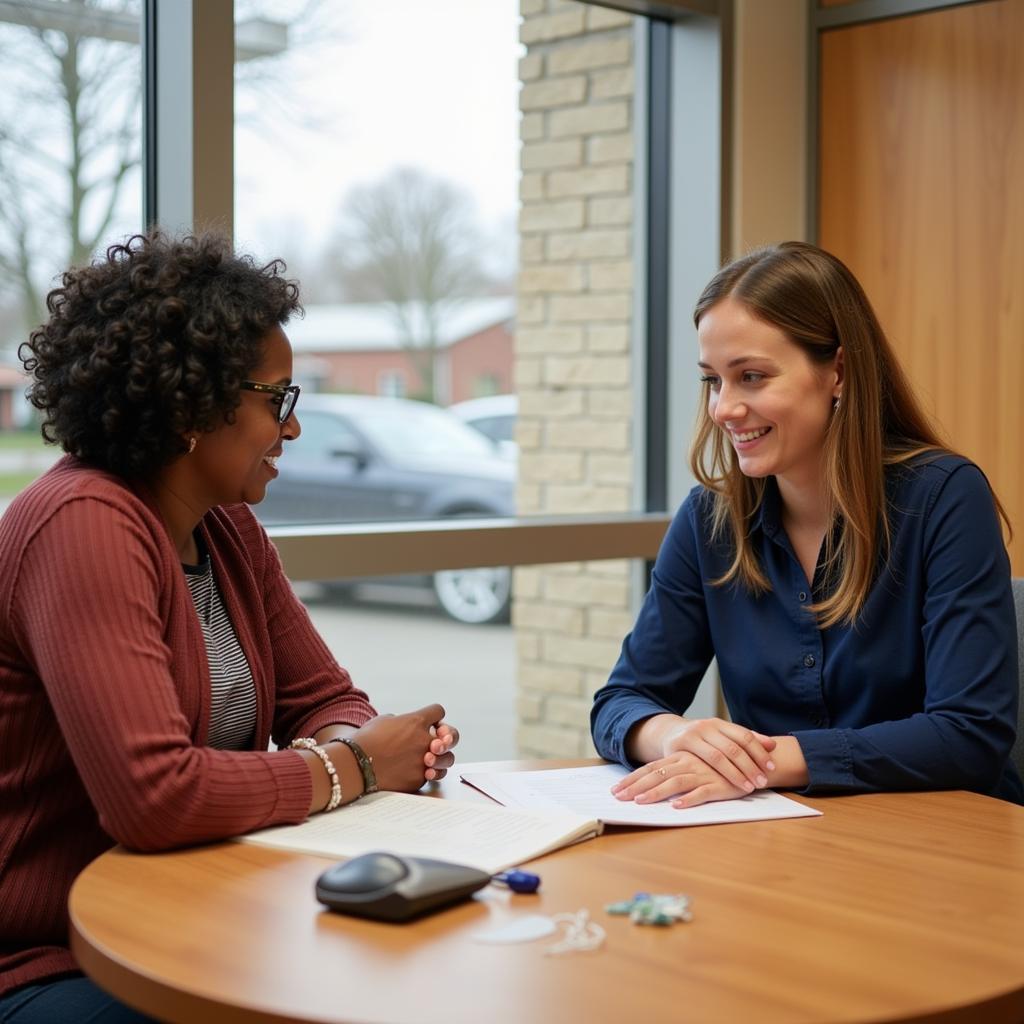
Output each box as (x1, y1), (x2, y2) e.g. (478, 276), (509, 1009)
(690, 241), (1006, 628)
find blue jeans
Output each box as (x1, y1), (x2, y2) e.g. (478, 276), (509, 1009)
(0, 976), (159, 1023)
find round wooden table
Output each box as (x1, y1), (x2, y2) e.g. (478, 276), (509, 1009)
(69, 762), (1024, 1024)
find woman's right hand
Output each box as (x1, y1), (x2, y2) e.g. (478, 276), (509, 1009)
(611, 749), (751, 808)
(352, 704), (455, 793)
(658, 717), (776, 794)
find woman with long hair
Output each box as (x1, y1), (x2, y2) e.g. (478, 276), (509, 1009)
(592, 241), (1021, 807)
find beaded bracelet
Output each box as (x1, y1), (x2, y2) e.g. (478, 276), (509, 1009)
(290, 737), (342, 812)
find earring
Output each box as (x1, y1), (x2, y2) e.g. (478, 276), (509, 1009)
(833, 395), (841, 411)
(187, 436), (197, 455)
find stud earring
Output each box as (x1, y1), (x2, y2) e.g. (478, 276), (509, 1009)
(187, 436), (197, 455)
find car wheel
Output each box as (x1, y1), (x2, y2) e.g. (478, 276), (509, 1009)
(433, 566), (512, 625)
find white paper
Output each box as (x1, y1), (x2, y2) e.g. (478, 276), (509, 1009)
(236, 790), (601, 874)
(460, 763), (822, 827)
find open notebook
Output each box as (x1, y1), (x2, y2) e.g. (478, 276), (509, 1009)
(237, 790), (602, 874)
(460, 763), (822, 827)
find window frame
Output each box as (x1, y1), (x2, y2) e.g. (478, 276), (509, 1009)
(143, 0), (723, 582)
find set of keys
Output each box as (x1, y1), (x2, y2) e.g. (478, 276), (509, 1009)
(605, 892), (693, 926)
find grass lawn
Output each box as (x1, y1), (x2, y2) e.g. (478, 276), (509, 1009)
(0, 471), (41, 497)
(0, 431), (57, 498)
(0, 431), (48, 452)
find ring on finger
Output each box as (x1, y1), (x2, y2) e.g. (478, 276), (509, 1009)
(657, 767), (667, 777)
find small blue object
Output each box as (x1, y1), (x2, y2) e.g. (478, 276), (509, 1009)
(493, 869), (541, 894)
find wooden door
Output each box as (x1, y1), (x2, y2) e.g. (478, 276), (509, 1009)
(818, 0), (1024, 572)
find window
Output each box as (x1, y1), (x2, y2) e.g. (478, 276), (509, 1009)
(234, 0), (519, 419)
(376, 371), (407, 399)
(232, 0), (520, 533)
(5, 2), (724, 758)
(470, 415), (515, 446)
(286, 411), (364, 462)
(228, 5), (524, 750)
(473, 373), (502, 398)
(157, 1), (689, 756)
(0, 0), (142, 506)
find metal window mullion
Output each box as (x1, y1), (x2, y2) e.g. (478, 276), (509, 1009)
(143, 0), (157, 227)
(644, 18), (672, 517)
(144, 0), (233, 235)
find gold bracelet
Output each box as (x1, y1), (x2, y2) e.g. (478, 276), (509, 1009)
(290, 738), (342, 812)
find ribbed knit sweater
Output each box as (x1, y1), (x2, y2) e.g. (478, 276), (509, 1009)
(0, 458), (375, 995)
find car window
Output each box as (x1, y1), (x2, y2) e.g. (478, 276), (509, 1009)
(290, 411), (363, 459)
(469, 415), (515, 444)
(357, 405), (495, 459)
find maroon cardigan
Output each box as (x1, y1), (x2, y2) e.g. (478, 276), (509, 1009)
(0, 458), (375, 995)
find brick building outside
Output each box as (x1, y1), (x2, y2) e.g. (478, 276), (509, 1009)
(0, 364), (28, 430)
(286, 297), (515, 406)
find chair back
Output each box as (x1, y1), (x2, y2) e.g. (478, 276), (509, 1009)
(1012, 578), (1024, 779)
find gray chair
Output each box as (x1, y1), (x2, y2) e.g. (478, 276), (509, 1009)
(1012, 578), (1024, 780)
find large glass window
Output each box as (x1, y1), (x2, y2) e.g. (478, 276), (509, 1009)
(233, 0), (521, 632)
(234, 0), (518, 445)
(0, 0), (142, 507)
(291, 579), (517, 761)
(0, 1), (703, 759)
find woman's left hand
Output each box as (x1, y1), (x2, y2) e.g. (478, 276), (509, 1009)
(423, 721), (460, 782)
(611, 750), (750, 808)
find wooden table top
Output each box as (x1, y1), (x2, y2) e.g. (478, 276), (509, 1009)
(69, 760), (1024, 1024)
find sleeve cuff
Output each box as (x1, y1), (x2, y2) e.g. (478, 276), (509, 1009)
(789, 728), (855, 793)
(258, 748), (316, 826)
(600, 703), (668, 769)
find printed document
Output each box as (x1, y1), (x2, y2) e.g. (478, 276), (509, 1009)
(236, 791), (602, 873)
(460, 763), (822, 827)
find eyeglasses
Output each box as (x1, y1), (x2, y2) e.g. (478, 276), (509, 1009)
(240, 380), (301, 424)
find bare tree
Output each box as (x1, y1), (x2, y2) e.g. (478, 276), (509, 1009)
(327, 167), (494, 403)
(0, 0), (335, 351)
(234, 0), (343, 136)
(0, 0), (142, 335)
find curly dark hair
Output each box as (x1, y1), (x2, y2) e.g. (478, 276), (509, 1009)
(19, 230), (302, 478)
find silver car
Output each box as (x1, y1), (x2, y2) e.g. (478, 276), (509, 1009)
(257, 394), (514, 624)
(449, 394), (518, 460)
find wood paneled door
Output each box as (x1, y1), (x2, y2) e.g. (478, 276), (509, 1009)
(818, 0), (1024, 572)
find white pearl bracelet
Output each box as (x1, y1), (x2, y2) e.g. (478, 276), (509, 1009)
(290, 737), (342, 812)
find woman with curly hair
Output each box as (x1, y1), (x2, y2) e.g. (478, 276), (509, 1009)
(0, 231), (459, 1022)
(592, 242), (1021, 808)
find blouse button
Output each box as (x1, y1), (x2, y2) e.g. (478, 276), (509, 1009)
(803, 654), (816, 668)
(798, 591), (807, 602)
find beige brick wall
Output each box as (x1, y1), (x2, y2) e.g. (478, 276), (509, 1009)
(515, 0), (637, 758)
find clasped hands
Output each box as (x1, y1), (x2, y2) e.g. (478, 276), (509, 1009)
(612, 717), (777, 809)
(352, 703), (459, 792)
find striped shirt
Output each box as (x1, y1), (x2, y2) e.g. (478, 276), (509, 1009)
(184, 540), (257, 750)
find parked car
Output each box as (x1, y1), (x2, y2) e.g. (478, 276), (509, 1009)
(257, 394), (514, 624)
(449, 394), (518, 460)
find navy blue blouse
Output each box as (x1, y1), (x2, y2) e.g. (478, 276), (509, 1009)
(591, 455), (1023, 803)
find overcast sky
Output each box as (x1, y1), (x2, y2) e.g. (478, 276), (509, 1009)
(0, 0), (522, 350)
(234, 0), (523, 274)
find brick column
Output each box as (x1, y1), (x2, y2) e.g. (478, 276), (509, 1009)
(515, 0), (638, 756)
